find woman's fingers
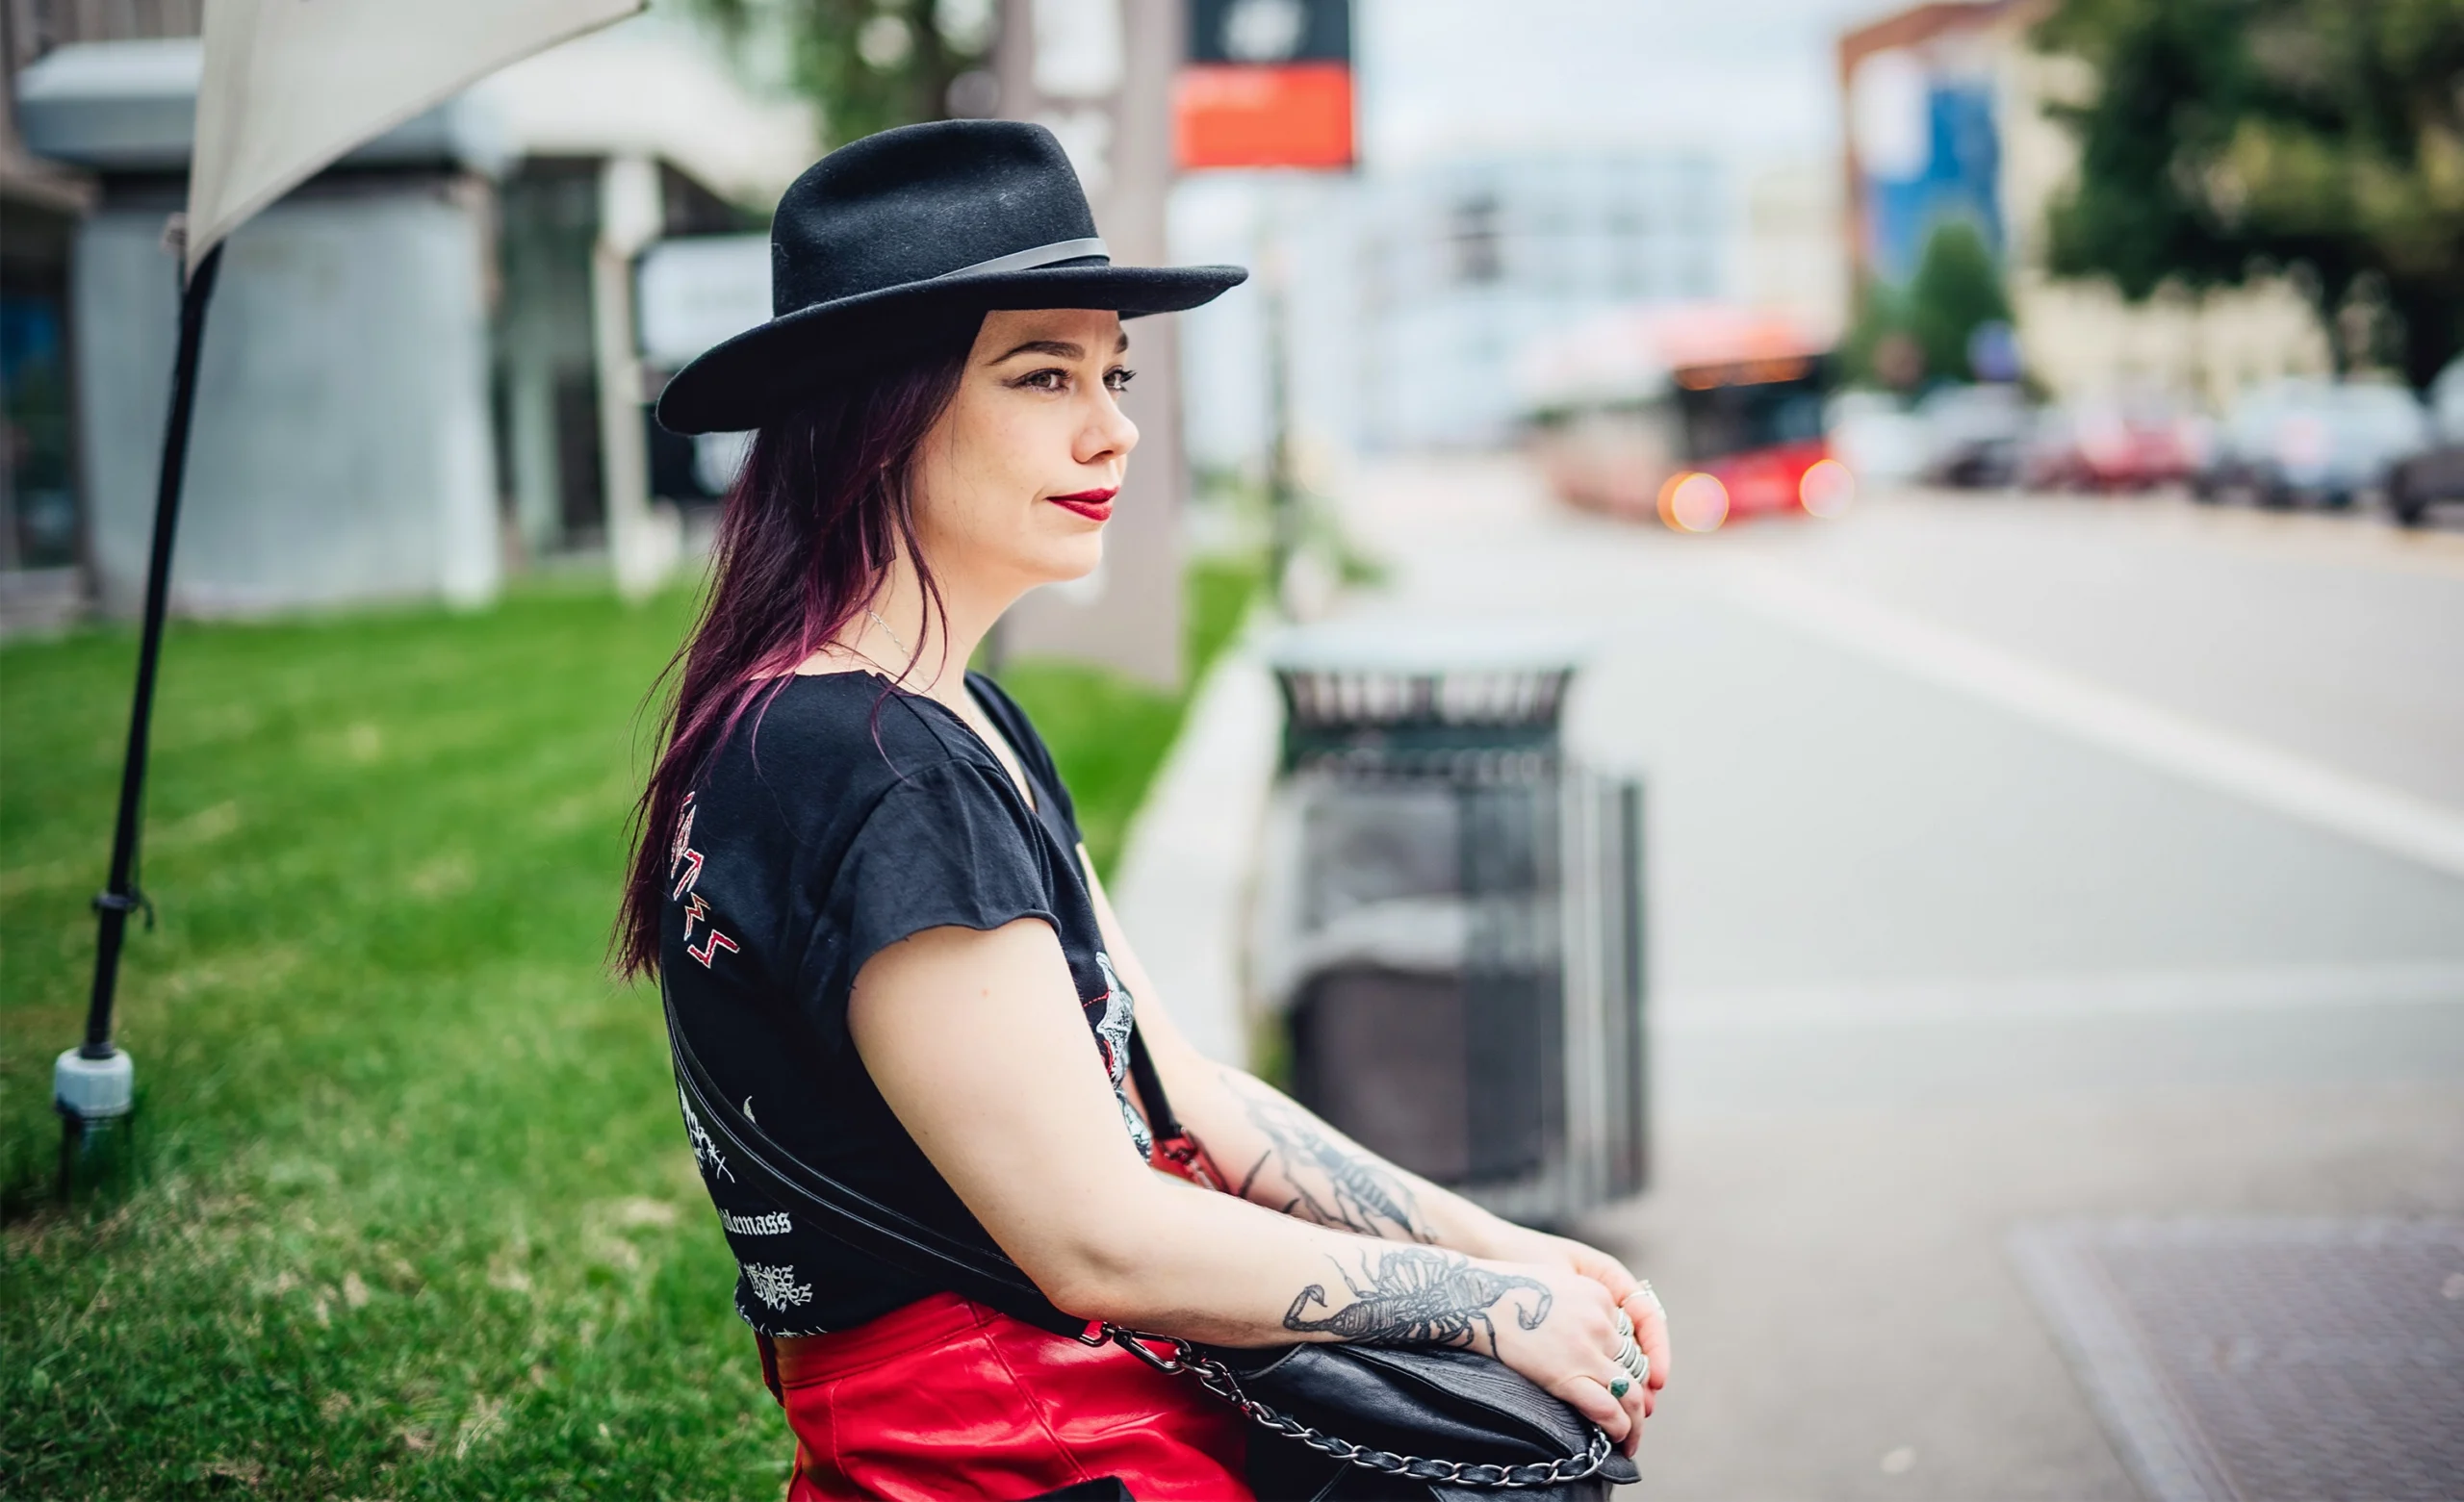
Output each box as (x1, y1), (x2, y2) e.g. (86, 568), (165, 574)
(1616, 1363), (1651, 1452)
(1571, 1380), (1649, 1449)
(1624, 1288), (1672, 1391)
(1604, 1304), (1655, 1440)
(1549, 1372), (1631, 1443)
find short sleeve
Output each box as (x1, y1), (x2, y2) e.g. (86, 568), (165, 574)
(829, 758), (1058, 1006)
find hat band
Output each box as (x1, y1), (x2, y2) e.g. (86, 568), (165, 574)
(936, 237), (1110, 279)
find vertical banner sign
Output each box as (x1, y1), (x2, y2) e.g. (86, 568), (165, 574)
(1177, 0), (1353, 170)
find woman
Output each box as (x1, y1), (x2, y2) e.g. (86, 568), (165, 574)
(622, 120), (1671, 1501)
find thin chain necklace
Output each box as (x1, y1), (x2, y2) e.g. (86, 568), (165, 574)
(864, 607), (911, 664)
(867, 606), (1031, 806)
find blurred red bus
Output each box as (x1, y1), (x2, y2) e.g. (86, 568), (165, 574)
(1519, 306), (1851, 532)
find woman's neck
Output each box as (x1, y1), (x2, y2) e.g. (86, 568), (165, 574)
(834, 553), (1014, 716)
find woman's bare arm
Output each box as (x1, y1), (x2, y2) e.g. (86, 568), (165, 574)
(1079, 850), (1672, 1413)
(845, 914), (1649, 1447)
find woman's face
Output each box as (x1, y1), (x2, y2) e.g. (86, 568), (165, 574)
(911, 307), (1140, 592)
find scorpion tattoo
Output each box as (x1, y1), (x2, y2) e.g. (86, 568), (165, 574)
(1225, 1071), (1433, 1241)
(1283, 1247), (1553, 1356)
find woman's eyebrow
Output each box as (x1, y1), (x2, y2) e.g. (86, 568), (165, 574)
(990, 339), (1085, 363)
(988, 333), (1133, 364)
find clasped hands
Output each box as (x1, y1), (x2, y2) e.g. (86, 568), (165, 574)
(1480, 1224), (1672, 1456)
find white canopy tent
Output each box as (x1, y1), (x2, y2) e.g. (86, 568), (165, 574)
(55, 0), (649, 1195)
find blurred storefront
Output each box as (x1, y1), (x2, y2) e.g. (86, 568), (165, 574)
(1, 5), (809, 624)
(0, 2), (103, 631)
(1840, 0), (2328, 407)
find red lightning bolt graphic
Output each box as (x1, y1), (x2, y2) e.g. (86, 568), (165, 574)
(671, 848), (705, 901)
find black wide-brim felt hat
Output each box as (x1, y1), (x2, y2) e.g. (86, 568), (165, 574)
(655, 119), (1247, 435)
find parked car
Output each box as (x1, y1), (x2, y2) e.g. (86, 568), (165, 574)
(1916, 382), (2031, 488)
(2024, 395), (2205, 492)
(2388, 358), (2464, 527)
(2196, 378), (2429, 509)
(1825, 390), (1930, 486)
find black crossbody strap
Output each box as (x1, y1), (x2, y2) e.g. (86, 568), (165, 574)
(660, 982), (1094, 1340)
(1124, 1023), (1185, 1142)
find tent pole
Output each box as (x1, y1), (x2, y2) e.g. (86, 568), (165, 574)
(58, 242), (225, 1199)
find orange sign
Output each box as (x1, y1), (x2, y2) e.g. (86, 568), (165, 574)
(1175, 62), (1354, 170)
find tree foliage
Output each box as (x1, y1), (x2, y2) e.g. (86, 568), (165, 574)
(2035, 0), (2464, 387)
(1843, 219), (2015, 388)
(692, 0), (997, 148)
(1907, 220), (2015, 381)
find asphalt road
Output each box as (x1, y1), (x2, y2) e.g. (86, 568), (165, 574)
(1327, 461), (2464, 1500)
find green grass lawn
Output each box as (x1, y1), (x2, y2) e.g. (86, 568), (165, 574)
(0, 557), (1257, 1500)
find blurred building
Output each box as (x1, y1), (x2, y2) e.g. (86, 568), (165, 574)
(1739, 162), (1848, 346)
(1353, 152), (1736, 450)
(1840, 0), (2328, 406)
(1, 5), (809, 624)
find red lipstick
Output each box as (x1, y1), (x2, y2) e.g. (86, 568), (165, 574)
(1049, 487), (1117, 522)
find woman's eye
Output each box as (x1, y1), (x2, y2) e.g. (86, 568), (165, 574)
(1105, 368), (1138, 393)
(1016, 369), (1067, 392)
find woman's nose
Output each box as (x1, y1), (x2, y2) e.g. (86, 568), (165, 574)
(1079, 391), (1140, 467)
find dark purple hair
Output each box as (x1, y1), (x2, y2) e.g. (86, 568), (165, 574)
(618, 330), (974, 980)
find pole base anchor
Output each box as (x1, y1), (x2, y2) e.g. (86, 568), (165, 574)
(55, 1047), (138, 1202)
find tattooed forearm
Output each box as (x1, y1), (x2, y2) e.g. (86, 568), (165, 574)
(1220, 1069), (1435, 1242)
(1282, 1246), (1552, 1356)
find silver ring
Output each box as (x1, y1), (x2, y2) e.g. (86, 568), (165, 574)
(1614, 1335), (1648, 1382)
(1613, 1308), (1635, 1340)
(1609, 1373), (1631, 1400)
(1638, 1279), (1664, 1316)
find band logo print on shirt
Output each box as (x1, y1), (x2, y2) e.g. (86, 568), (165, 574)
(721, 1209), (792, 1235)
(670, 793), (739, 969)
(742, 1260), (815, 1311)
(1091, 953), (1154, 1160)
(678, 1085), (734, 1184)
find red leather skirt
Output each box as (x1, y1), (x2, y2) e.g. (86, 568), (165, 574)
(758, 1290), (1251, 1500)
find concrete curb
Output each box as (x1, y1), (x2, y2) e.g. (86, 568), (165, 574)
(1111, 612), (1281, 1068)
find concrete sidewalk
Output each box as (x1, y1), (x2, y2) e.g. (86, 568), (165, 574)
(1585, 1082), (2464, 1500)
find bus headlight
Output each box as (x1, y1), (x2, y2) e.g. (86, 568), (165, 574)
(1660, 471), (1731, 533)
(1799, 458), (1855, 518)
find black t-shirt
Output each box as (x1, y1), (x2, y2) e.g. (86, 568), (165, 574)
(659, 669), (1150, 1337)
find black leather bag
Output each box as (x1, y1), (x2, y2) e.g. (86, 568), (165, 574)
(663, 987), (1636, 1500)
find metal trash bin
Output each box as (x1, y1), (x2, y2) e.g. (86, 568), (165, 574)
(1251, 623), (1649, 1227)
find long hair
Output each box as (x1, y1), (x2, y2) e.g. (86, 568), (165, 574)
(617, 332), (974, 980)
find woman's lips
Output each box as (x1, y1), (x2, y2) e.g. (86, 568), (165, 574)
(1049, 487), (1117, 522)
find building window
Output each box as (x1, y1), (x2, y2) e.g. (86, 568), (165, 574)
(1450, 193), (1503, 286)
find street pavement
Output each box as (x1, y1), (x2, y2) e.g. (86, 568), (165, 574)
(1323, 459), (2464, 1500)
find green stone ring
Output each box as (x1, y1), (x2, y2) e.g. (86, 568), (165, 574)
(1609, 1374), (1632, 1399)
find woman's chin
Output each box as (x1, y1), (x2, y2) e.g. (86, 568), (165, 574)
(1024, 531), (1104, 587)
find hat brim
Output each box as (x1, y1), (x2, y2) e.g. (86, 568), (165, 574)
(654, 262), (1248, 435)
